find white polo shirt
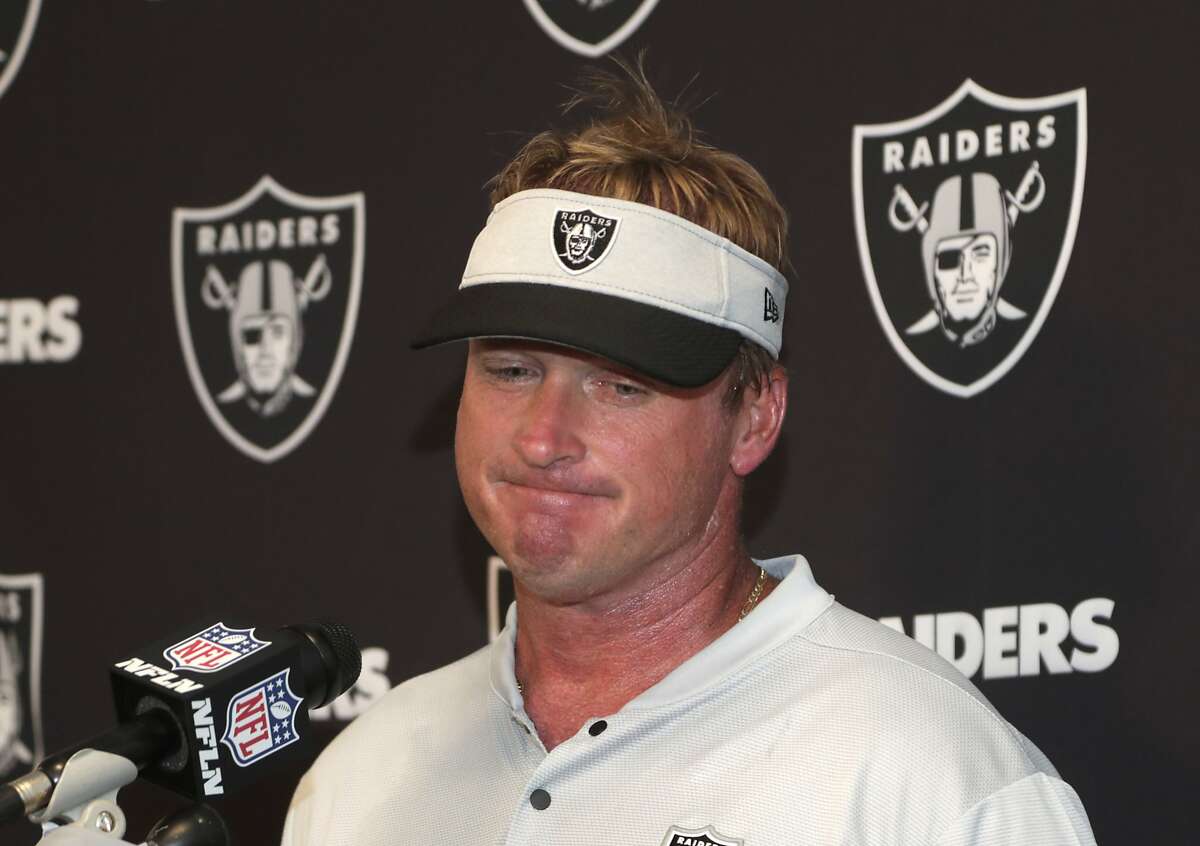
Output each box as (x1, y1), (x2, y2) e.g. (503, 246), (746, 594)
(282, 556), (1096, 845)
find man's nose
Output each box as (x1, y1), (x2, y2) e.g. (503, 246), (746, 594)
(958, 252), (975, 282)
(512, 378), (586, 469)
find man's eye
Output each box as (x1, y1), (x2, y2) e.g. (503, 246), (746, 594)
(485, 365), (534, 381)
(598, 379), (646, 399)
(936, 250), (962, 270)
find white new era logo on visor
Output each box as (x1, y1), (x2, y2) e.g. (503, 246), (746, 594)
(763, 289), (780, 323)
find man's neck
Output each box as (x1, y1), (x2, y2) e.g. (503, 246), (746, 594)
(511, 535), (776, 751)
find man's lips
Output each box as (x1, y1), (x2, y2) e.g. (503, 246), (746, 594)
(491, 472), (618, 500)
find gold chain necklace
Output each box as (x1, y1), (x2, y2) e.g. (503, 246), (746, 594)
(516, 566), (768, 696)
(738, 566), (768, 622)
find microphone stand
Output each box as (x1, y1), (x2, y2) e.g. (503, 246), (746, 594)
(29, 748), (137, 839)
(20, 748), (227, 845)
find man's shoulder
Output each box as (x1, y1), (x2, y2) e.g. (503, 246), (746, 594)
(282, 645), (509, 846)
(797, 601), (994, 706)
(309, 644), (494, 774)
(780, 601), (1056, 778)
(750, 601), (1079, 836)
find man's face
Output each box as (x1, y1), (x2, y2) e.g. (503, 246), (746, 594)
(933, 232), (999, 322)
(238, 314), (295, 393)
(455, 340), (742, 604)
(566, 225), (593, 261)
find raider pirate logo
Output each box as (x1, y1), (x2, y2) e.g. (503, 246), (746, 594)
(0, 0), (41, 101)
(0, 574), (43, 779)
(661, 825), (743, 846)
(173, 176), (365, 461)
(524, 0), (659, 57)
(553, 208), (619, 274)
(853, 80), (1086, 397)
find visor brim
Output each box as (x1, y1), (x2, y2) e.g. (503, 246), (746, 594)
(410, 283), (743, 388)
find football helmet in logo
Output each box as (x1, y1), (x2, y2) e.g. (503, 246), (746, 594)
(202, 256), (331, 417)
(561, 220), (607, 267)
(889, 164), (1044, 348)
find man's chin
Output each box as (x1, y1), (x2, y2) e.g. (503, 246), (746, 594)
(943, 308), (986, 328)
(511, 521), (578, 573)
(506, 535), (621, 604)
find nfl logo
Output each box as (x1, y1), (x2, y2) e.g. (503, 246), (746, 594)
(222, 668), (302, 767)
(162, 623), (271, 674)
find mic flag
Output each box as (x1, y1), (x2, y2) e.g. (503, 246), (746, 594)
(108, 618), (360, 803)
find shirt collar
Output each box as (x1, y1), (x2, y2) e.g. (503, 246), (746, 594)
(489, 554), (834, 711)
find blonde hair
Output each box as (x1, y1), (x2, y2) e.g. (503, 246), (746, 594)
(489, 55), (787, 402)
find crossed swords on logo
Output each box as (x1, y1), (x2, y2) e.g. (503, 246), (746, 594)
(888, 161), (1046, 335)
(200, 254), (331, 404)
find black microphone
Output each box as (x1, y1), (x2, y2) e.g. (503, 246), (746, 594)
(0, 619), (360, 824)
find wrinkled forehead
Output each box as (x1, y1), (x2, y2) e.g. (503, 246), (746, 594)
(472, 337), (639, 371)
(469, 337), (684, 388)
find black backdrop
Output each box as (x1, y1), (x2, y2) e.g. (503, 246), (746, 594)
(2, 1), (1197, 843)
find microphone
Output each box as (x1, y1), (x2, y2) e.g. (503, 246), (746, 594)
(0, 619), (361, 825)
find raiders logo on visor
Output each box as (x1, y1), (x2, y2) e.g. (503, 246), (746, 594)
(172, 176), (365, 462)
(853, 80), (1086, 397)
(523, 0), (660, 58)
(0, 0), (42, 101)
(552, 208), (620, 274)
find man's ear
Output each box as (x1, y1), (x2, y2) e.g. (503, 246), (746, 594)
(730, 365), (788, 477)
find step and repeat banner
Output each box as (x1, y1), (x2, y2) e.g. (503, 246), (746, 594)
(2, 1), (1195, 843)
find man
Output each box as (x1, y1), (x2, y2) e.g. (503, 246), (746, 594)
(282, 64), (1096, 845)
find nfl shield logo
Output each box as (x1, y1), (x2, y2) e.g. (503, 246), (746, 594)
(661, 825), (743, 846)
(552, 208), (620, 274)
(523, 0), (659, 57)
(172, 176), (365, 462)
(0, 573), (43, 779)
(0, 0), (41, 101)
(222, 668), (302, 767)
(163, 623), (271, 674)
(853, 80), (1086, 397)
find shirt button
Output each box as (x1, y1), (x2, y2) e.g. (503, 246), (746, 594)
(530, 789), (551, 810)
(588, 720), (608, 737)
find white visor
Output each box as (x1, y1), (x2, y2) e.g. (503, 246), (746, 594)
(413, 189), (788, 387)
